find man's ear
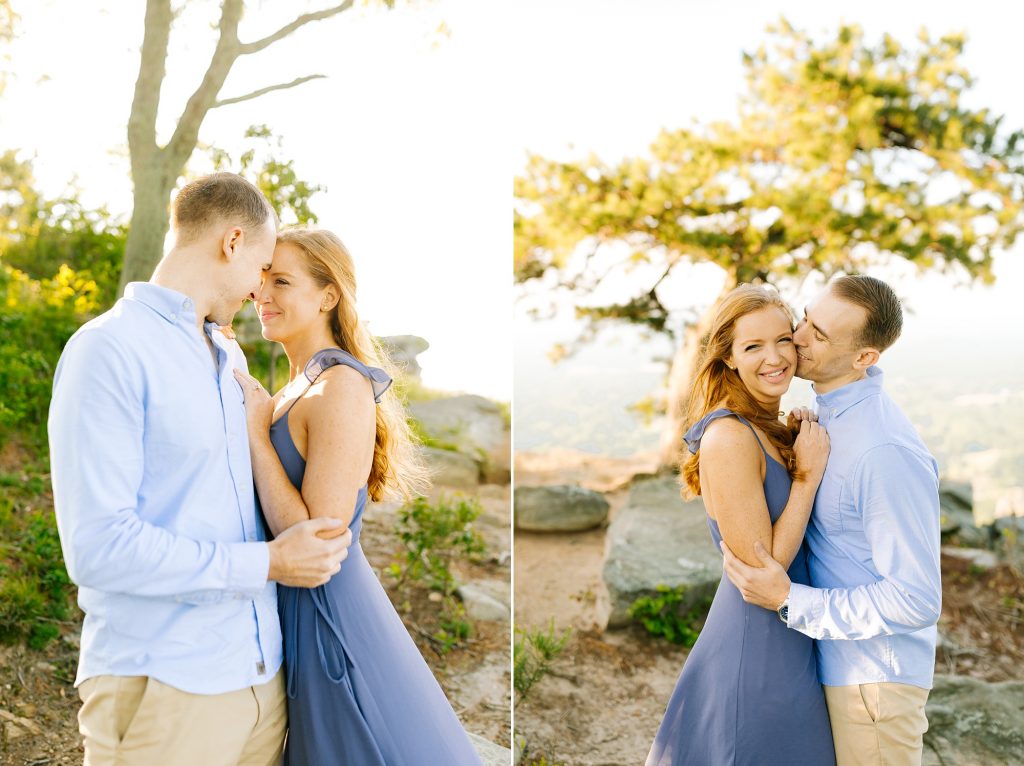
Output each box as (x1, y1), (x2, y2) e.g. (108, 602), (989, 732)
(221, 226), (244, 261)
(854, 347), (880, 370)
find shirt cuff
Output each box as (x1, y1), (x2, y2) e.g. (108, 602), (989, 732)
(786, 582), (825, 638)
(227, 541), (270, 599)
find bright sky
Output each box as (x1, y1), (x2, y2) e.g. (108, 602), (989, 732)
(0, 0), (511, 400)
(511, 0), (1024, 373)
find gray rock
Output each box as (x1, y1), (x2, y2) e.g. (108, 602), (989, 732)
(941, 546), (999, 570)
(422, 447), (479, 489)
(410, 395), (507, 465)
(468, 732), (512, 766)
(457, 580), (510, 622)
(993, 515), (1024, 564)
(923, 675), (1024, 765)
(940, 479), (974, 512)
(939, 480), (990, 548)
(514, 485), (610, 532)
(379, 335), (429, 380)
(602, 477), (721, 628)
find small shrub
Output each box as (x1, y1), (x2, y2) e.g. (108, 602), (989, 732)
(629, 585), (713, 647)
(392, 494), (486, 595)
(390, 494), (486, 653)
(514, 620), (572, 703)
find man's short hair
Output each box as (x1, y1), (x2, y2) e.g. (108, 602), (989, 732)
(831, 274), (903, 351)
(171, 173), (276, 244)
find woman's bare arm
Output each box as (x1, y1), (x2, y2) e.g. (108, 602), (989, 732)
(699, 418), (821, 570)
(243, 366), (375, 537)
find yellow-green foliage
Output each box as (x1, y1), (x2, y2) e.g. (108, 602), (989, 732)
(0, 261), (101, 444)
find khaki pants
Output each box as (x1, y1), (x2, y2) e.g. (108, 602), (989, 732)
(824, 682), (930, 766)
(78, 670), (287, 766)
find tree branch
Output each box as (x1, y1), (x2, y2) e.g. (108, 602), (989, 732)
(239, 1), (355, 55)
(212, 74), (327, 108)
(128, 0), (174, 164)
(164, 0), (244, 170)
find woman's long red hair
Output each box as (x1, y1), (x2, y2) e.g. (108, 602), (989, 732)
(680, 284), (800, 499)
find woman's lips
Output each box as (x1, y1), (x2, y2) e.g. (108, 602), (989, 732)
(760, 366), (788, 382)
(260, 312), (279, 322)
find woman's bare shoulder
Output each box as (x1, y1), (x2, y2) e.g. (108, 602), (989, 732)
(699, 417), (761, 465)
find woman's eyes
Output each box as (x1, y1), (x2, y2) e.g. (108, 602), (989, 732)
(276, 279), (289, 286)
(745, 337), (792, 351)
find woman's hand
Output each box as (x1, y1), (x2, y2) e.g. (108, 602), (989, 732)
(787, 406), (817, 431)
(233, 369), (275, 437)
(793, 419), (830, 486)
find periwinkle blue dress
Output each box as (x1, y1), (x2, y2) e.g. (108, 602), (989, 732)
(263, 348), (483, 766)
(646, 409), (835, 766)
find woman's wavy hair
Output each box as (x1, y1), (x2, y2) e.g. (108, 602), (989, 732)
(680, 283), (800, 499)
(277, 227), (427, 502)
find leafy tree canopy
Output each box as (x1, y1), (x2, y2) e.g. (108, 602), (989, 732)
(515, 20), (1024, 343)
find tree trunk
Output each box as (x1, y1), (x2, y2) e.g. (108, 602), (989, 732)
(116, 0), (354, 296)
(119, 162), (176, 289)
(657, 273), (738, 469)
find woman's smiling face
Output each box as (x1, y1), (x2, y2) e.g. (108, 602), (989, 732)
(727, 306), (797, 408)
(254, 241), (332, 343)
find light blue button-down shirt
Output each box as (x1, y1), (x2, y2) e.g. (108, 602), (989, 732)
(787, 366), (942, 690)
(48, 282), (282, 694)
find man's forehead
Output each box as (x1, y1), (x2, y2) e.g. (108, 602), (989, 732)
(808, 289), (865, 335)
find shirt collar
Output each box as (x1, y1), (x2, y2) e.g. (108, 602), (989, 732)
(124, 282), (199, 327)
(814, 366), (884, 423)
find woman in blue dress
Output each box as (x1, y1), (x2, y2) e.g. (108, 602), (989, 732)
(234, 227), (483, 765)
(646, 284), (836, 765)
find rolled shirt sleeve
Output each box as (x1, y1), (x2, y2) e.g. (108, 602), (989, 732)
(49, 329), (269, 603)
(787, 443), (942, 640)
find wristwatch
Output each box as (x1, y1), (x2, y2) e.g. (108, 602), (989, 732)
(776, 596), (790, 625)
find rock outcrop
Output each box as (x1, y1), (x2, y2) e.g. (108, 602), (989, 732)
(602, 477), (721, 628)
(924, 675), (1024, 765)
(514, 485), (609, 532)
(412, 395), (510, 485)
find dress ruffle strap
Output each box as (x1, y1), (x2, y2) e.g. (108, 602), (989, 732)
(683, 408), (750, 454)
(303, 347), (393, 403)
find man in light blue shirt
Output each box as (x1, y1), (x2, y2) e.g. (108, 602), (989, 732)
(722, 275), (941, 766)
(49, 173), (352, 766)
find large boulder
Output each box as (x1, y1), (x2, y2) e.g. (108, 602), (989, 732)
(602, 477), (721, 628)
(924, 675), (1024, 765)
(514, 485), (609, 532)
(410, 395), (509, 482)
(422, 447), (480, 489)
(939, 479), (989, 548)
(379, 334), (429, 380)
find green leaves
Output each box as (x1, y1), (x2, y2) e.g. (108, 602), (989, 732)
(513, 620), (571, 703)
(629, 585), (713, 647)
(207, 124), (325, 227)
(514, 20), (1024, 342)
(389, 494), (487, 653)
